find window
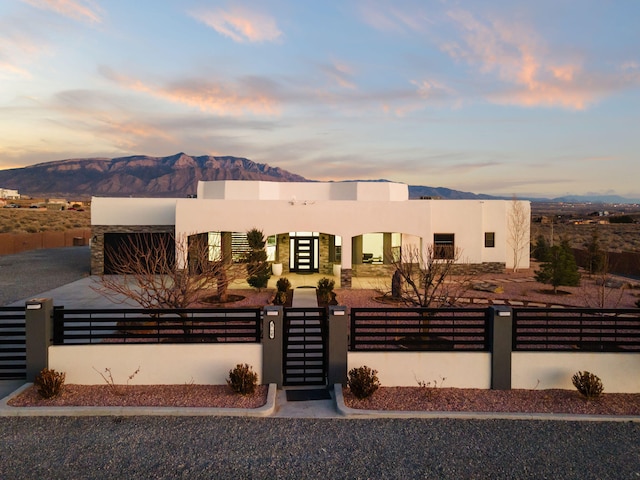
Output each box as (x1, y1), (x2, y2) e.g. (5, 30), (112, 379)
(433, 233), (455, 259)
(485, 232), (495, 248)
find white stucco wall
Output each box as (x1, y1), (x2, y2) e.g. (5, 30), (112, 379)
(90, 182), (530, 271)
(49, 344), (262, 385)
(348, 352), (492, 388)
(196, 180), (409, 202)
(91, 197), (178, 225)
(512, 352), (640, 393)
(175, 198), (530, 269)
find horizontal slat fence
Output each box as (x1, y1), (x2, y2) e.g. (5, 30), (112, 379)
(350, 307), (489, 351)
(53, 307), (262, 345)
(513, 308), (640, 351)
(0, 307), (26, 379)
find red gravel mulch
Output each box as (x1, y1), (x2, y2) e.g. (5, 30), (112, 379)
(7, 384), (268, 409)
(343, 387), (640, 415)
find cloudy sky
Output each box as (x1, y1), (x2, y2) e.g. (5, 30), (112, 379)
(0, 1), (639, 198)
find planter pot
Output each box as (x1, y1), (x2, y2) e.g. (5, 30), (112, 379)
(332, 264), (341, 278)
(272, 263), (283, 276)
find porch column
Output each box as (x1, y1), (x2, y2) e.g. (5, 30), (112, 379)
(340, 235), (353, 288)
(383, 233), (392, 264)
(175, 232), (188, 270)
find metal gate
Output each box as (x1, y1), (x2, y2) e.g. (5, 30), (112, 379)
(283, 308), (328, 386)
(0, 307), (26, 379)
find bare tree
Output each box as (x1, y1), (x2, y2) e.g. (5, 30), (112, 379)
(582, 251), (627, 309)
(93, 233), (239, 309)
(382, 244), (474, 308)
(507, 196), (530, 272)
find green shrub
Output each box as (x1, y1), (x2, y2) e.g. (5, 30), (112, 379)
(227, 363), (258, 395)
(572, 371), (604, 400)
(34, 368), (66, 399)
(276, 277), (291, 293)
(347, 365), (380, 399)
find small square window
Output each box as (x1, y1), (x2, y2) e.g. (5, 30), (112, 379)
(485, 232), (495, 248)
(434, 233), (455, 259)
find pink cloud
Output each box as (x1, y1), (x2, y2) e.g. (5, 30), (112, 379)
(442, 9), (600, 110)
(321, 61), (356, 90)
(189, 6), (282, 43)
(357, 1), (432, 34)
(22, 0), (103, 24)
(101, 68), (280, 116)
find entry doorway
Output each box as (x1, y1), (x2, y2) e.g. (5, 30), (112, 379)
(289, 232), (319, 273)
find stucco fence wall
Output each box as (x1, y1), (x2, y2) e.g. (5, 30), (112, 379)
(348, 351), (640, 393)
(48, 344), (262, 385)
(512, 352), (640, 393)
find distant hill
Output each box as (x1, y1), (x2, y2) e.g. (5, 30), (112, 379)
(0, 153), (308, 198)
(549, 194), (640, 204)
(2, 153), (638, 203)
(408, 185), (497, 200)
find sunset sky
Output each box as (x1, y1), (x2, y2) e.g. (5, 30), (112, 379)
(0, 0), (639, 198)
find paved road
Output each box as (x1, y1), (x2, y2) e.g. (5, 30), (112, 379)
(0, 246), (90, 306)
(1, 416), (638, 479)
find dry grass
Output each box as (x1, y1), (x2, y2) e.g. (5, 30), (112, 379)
(532, 223), (640, 253)
(0, 208), (90, 234)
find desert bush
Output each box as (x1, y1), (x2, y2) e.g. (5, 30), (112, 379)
(276, 277), (291, 293)
(227, 363), (258, 395)
(571, 371), (604, 400)
(347, 365), (380, 400)
(273, 290), (288, 305)
(34, 368), (66, 399)
(93, 366), (140, 396)
(317, 277), (335, 303)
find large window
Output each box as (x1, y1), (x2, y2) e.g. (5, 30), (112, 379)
(434, 233), (455, 259)
(484, 232), (495, 248)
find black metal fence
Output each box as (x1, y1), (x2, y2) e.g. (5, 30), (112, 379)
(52, 307), (262, 345)
(350, 307), (490, 351)
(513, 308), (640, 351)
(0, 307), (26, 379)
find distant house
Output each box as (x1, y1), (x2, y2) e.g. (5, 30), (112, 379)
(0, 188), (20, 200)
(90, 180), (531, 285)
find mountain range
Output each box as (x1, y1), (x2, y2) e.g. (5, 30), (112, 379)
(0, 153), (638, 203)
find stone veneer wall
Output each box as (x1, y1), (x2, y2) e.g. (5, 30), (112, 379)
(352, 263), (395, 277)
(276, 233), (290, 272)
(450, 262), (506, 275)
(352, 262), (506, 279)
(319, 233), (333, 275)
(91, 225), (175, 275)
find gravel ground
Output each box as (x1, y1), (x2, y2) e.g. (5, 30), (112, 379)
(1, 416), (638, 479)
(0, 246), (90, 306)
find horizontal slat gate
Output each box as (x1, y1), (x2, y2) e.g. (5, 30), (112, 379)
(283, 308), (327, 386)
(0, 307), (26, 379)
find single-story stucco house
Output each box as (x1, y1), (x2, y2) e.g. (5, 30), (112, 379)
(90, 180), (530, 286)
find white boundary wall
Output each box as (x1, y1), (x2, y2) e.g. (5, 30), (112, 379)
(513, 352), (640, 393)
(49, 344), (262, 385)
(348, 352), (491, 388)
(349, 351), (640, 392)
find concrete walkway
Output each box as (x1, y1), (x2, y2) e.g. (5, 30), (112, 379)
(291, 287), (319, 307)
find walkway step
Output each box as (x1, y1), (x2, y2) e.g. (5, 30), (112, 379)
(291, 288), (319, 308)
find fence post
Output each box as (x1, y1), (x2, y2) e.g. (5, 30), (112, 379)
(489, 305), (513, 390)
(25, 298), (54, 381)
(328, 305), (348, 387)
(262, 306), (283, 388)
